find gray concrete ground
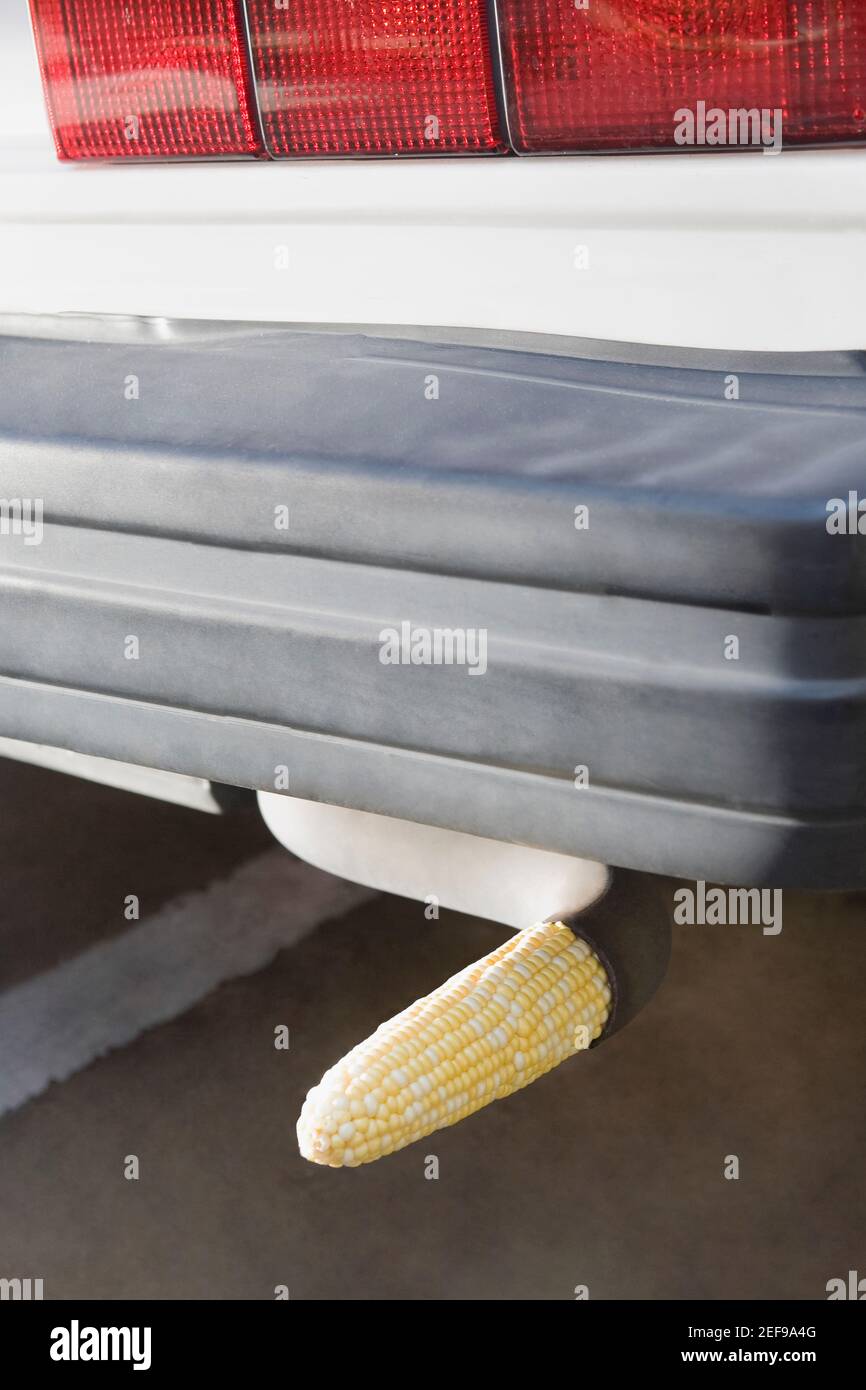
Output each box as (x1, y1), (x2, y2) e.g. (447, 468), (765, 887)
(0, 756), (864, 1300)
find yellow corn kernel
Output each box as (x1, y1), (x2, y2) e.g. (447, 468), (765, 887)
(297, 920), (612, 1167)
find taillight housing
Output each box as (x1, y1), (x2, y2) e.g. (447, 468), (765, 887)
(244, 0), (503, 155)
(497, 0), (866, 153)
(26, 0), (866, 160)
(28, 0), (262, 159)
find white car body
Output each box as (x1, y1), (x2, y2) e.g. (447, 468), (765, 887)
(1, 2), (864, 352)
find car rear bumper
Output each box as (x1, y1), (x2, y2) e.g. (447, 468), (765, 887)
(1, 318), (865, 888)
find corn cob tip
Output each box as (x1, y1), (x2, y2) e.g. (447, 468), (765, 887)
(297, 920), (613, 1167)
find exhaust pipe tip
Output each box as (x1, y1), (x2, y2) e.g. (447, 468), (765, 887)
(563, 870), (671, 1041)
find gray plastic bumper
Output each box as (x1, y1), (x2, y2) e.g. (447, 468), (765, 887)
(1, 319), (865, 888)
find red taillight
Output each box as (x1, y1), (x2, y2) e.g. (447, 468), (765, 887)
(245, 0), (502, 155)
(28, 0), (262, 159)
(27, 0), (866, 161)
(497, 0), (866, 153)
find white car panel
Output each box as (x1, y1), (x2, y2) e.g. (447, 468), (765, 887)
(1, 3), (864, 353)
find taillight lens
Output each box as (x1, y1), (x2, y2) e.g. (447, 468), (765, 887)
(245, 0), (502, 155)
(498, 0), (866, 153)
(28, 0), (262, 159)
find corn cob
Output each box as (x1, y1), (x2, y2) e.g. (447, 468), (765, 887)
(298, 919), (612, 1167)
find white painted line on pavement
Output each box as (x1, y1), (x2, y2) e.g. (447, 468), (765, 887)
(0, 848), (375, 1117)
